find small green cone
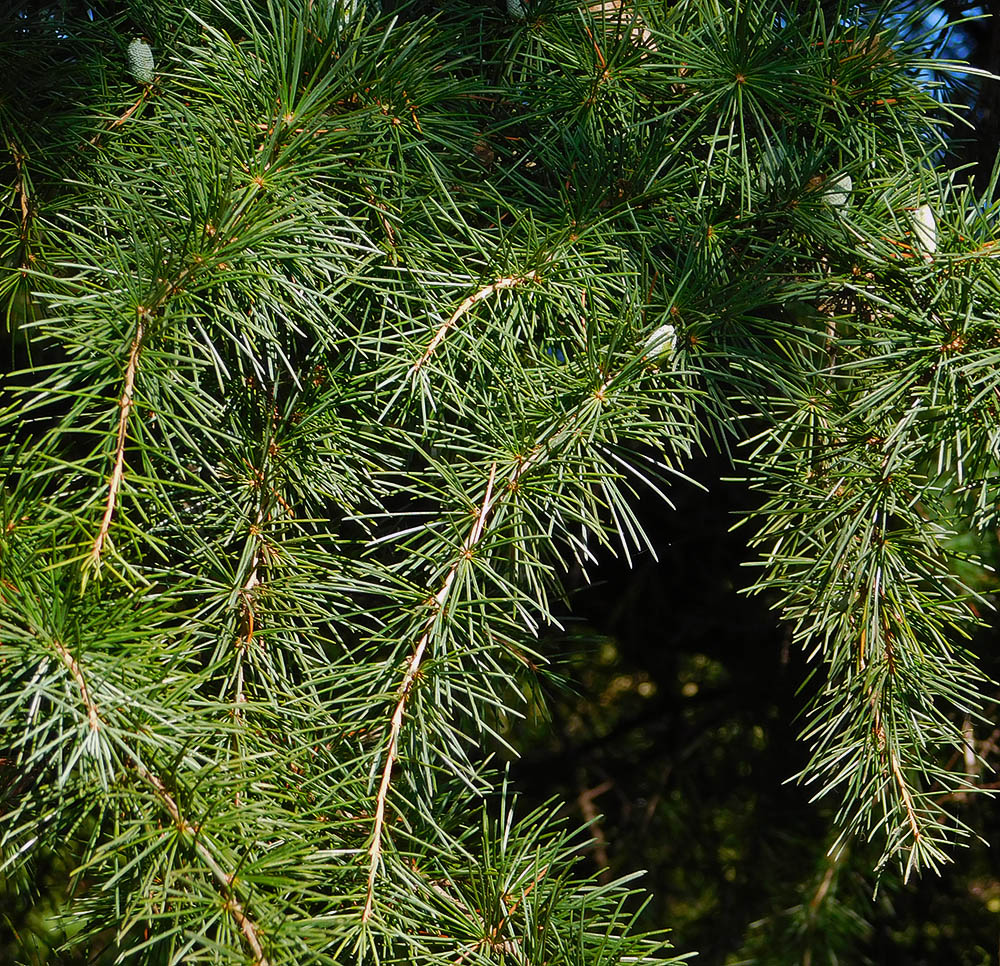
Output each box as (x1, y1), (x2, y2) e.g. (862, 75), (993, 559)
(127, 38), (155, 85)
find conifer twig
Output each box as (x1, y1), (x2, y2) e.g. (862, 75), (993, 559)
(807, 854), (839, 913)
(87, 88), (151, 147)
(869, 685), (922, 846)
(135, 765), (270, 965)
(11, 147), (29, 235)
(889, 749), (922, 843)
(52, 640), (100, 733)
(51, 638), (270, 964)
(577, 780), (613, 880)
(363, 365), (618, 915)
(363, 463), (498, 922)
(87, 317), (145, 571)
(237, 490), (268, 713)
(87, 263), (201, 574)
(363, 367), (619, 918)
(410, 273), (537, 374)
(451, 863), (549, 963)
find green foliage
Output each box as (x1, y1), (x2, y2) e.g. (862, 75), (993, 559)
(1, 0), (998, 962)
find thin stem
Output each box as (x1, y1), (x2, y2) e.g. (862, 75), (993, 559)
(362, 366), (618, 919)
(11, 146), (29, 235)
(87, 317), (145, 572)
(236, 501), (266, 713)
(52, 640), (100, 733)
(88, 88), (151, 147)
(362, 463), (498, 922)
(85, 245), (238, 577)
(232, 457), (274, 802)
(889, 749), (922, 843)
(870, 688), (922, 846)
(135, 765), (270, 966)
(53, 638), (270, 964)
(451, 863), (549, 964)
(410, 273), (537, 374)
(577, 780), (614, 881)
(808, 848), (843, 916)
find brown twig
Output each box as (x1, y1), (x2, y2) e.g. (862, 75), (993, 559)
(88, 89), (150, 147)
(11, 147), (29, 235)
(577, 780), (614, 882)
(232, 423), (289, 813)
(808, 852), (841, 914)
(362, 363), (618, 920)
(87, 317), (145, 571)
(52, 639), (100, 733)
(451, 864), (550, 965)
(51, 639), (270, 963)
(135, 765), (270, 965)
(410, 273), (537, 374)
(87, 261), (202, 575)
(889, 748), (922, 844)
(803, 842), (846, 966)
(870, 689), (922, 846)
(857, 599), (923, 849)
(239, 491), (267, 654)
(230, 523), (260, 798)
(362, 463), (499, 922)
(366, 189), (396, 247)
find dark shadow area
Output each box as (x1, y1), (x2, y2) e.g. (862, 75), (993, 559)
(507, 452), (1000, 965)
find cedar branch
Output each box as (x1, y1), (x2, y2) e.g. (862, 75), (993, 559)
(870, 684), (922, 847)
(889, 749), (922, 844)
(12, 147), (29, 234)
(52, 639), (270, 963)
(87, 263), (200, 573)
(135, 765), (270, 965)
(452, 863), (550, 964)
(87, 317), (145, 571)
(87, 88), (150, 147)
(362, 367), (617, 920)
(410, 273), (537, 374)
(577, 780), (613, 880)
(52, 640), (100, 733)
(362, 463), (498, 922)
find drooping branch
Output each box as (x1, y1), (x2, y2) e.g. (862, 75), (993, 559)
(52, 639), (100, 733)
(410, 273), (538, 374)
(135, 765), (270, 966)
(87, 87), (152, 148)
(11, 146), (29, 237)
(232, 432), (289, 755)
(450, 862), (550, 964)
(235, 466), (269, 720)
(362, 462), (498, 922)
(362, 368), (620, 920)
(577, 780), (614, 880)
(889, 750), (922, 844)
(873, 669), (923, 851)
(86, 208), (258, 576)
(866, 645), (923, 854)
(52, 638), (270, 964)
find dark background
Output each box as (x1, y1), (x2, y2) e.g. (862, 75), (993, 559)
(507, 452), (1000, 964)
